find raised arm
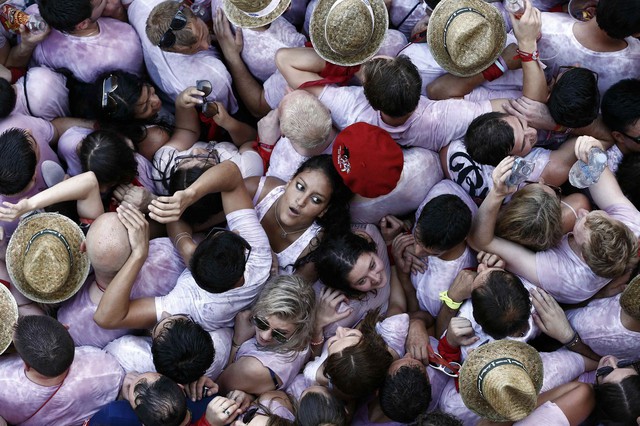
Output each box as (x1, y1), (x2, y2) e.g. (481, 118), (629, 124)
(468, 157), (540, 283)
(147, 161), (251, 223)
(275, 47), (326, 97)
(93, 203), (157, 329)
(510, 0), (547, 102)
(166, 86), (206, 152)
(0, 171), (103, 221)
(209, 101), (257, 146)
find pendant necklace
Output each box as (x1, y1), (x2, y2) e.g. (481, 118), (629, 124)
(274, 197), (309, 239)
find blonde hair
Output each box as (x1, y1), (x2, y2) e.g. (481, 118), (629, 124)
(496, 185), (562, 251)
(146, 1), (197, 48)
(581, 213), (638, 278)
(279, 91), (332, 151)
(251, 275), (316, 354)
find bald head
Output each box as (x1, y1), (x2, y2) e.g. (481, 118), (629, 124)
(85, 213), (131, 275)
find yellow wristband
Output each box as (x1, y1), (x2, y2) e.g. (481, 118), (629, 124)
(439, 290), (462, 310)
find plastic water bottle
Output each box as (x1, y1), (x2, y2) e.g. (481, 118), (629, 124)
(0, 5), (47, 34)
(568, 147), (607, 189)
(506, 157), (535, 187)
(504, 0), (525, 18)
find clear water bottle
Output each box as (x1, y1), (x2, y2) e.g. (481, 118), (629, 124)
(504, 0), (525, 18)
(506, 157), (535, 187)
(568, 147), (607, 189)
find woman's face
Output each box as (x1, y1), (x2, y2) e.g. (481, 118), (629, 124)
(254, 314), (297, 348)
(133, 84), (162, 120)
(596, 355), (638, 385)
(326, 327), (363, 356)
(347, 251), (386, 292)
(279, 169), (333, 228)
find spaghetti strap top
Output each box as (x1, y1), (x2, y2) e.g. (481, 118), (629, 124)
(254, 185), (321, 275)
(252, 176), (269, 206)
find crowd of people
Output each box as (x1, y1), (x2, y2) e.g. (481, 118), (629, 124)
(0, 0), (638, 424)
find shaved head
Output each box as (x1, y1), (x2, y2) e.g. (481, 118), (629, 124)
(85, 213), (131, 275)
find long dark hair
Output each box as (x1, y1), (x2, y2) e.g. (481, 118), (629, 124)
(595, 374), (640, 425)
(79, 129), (138, 188)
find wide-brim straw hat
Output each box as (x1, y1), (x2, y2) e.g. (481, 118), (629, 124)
(459, 340), (543, 422)
(223, 0), (291, 28)
(6, 213), (90, 304)
(620, 275), (640, 320)
(310, 0), (389, 66)
(427, 0), (506, 77)
(0, 284), (18, 355)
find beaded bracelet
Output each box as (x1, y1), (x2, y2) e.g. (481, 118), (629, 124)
(311, 335), (325, 346)
(439, 290), (463, 310)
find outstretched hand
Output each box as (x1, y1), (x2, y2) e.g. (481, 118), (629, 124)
(530, 288), (574, 344)
(213, 9), (243, 58)
(148, 190), (195, 223)
(0, 199), (33, 222)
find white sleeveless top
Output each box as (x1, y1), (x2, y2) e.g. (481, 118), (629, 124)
(254, 179), (321, 275)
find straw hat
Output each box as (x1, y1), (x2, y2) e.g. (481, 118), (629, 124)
(427, 0), (506, 77)
(0, 284), (18, 355)
(310, 0), (389, 66)
(223, 0), (291, 28)
(6, 213), (90, 304)
(620, 275), (640, 320)
(459, 340), (543, 422)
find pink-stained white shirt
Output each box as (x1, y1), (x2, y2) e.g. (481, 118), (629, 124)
(57, 126), (157, 193)
(389, 0), (428, 39)
(254, 184), (321, 275)
(538, 12), (640, 95)
(266, 136), (334, 182)
(535, 203), (640, 303)
(411, 180), (479, 316)
(12, 67), (69, 120)
(155, 208), (272, 330)
(32, 17), (143, 83)
(313, 224), (391, 337)
(0, 114), (58, 239)
(606, 144), (624, 174)
(566, 294), (640, 359)
(0, 346), (124, 426)
(318, 85), (491, 150)
(236, 337), (311, 390)
(515, 401), (570, 426)
(104, 327), (233, 381)
(444, 138), (551, 201)
(127, 0), (237, 112)
(350, 147), (443, 224)
(240, 17), (307, 82)
(57, 238), (185, 348)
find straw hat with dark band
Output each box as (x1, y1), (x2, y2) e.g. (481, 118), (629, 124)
(310, 0), (389, 66)
(427, 0), (506, 77)
(620, 275), (640, 320)
(0, 284), (18, 355)
(459, 340), (543, 422)
(223, 0), (291, 28)
(6, 213), (90, 304)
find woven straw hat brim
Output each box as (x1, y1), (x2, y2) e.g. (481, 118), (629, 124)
(427, 0), (506, 77)
(310, 0), (389, 66)
(223, 0), (291, 28)
(0, 284), (18, 355)
(620, 275), (640, 320)
(6, 213), (90, 304)
(459, 340), (543, 422)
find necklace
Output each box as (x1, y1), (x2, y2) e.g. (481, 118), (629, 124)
(274, 197), (309, 239)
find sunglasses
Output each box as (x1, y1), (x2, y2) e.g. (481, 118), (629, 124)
(252, 316), (291, 344)
(242, 407), (259, 424)
(158, 3), (188, 49)
(620, 131), (640, 144)
(196, 80), (219, 117)
(595, 359), (639, 384)
(204, 227), (252, 264)
(427, 345), (461, 378)
(101, 74), (119, 115)
(524, 180), (562, 198)
(174, 146), (220, 168)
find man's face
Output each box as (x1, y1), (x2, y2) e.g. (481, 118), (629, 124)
(171, 20), (211, 54)
(615, 119), (640, 153)
(503, 115), (538, 157)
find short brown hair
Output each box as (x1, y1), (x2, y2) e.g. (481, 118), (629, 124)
(362, 55), (421, 118)
(146, 1), (197, 49)
(581, 212), (639, 278)
(496, 185), (562, 251)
